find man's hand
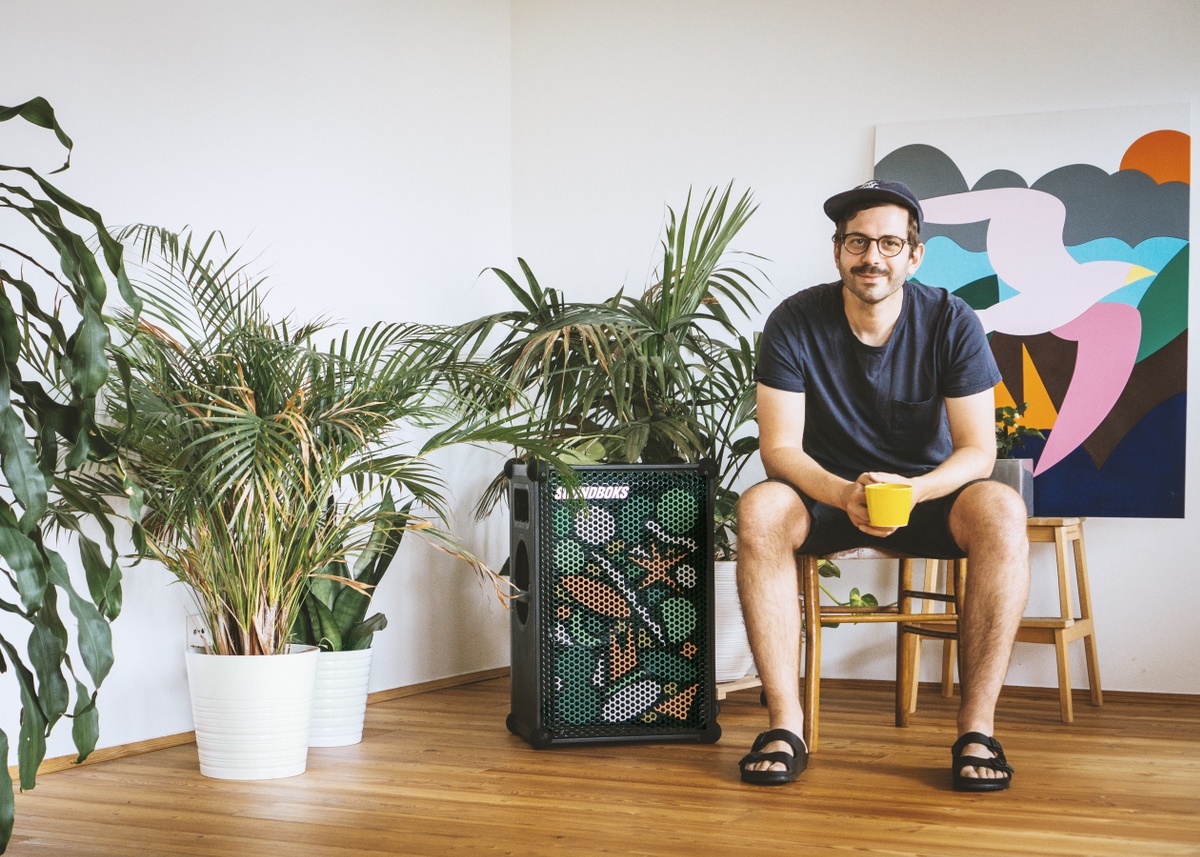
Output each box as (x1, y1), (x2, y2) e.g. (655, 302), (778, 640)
(845, 472), (913, 537)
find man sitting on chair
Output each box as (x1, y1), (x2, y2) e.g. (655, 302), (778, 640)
(735, 180), (1030, 791)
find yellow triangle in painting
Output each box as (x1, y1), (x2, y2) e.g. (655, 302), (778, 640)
(994, 379), (1017, 410)
(1021, 345), (1058, 429)
(1126, 264), (1155, 284)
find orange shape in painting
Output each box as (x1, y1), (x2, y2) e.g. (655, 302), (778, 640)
(994, 353), (1057, 430)
(994, 379), (1018, 411)
(1020, 345), (1059, 430)
(654, 684), (697, 720)
(561, 576), (630, 617)
(1120, 129), (1190, 185)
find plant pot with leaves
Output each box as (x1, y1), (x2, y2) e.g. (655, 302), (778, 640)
(0, 97), (141, 851)
(993, 403), (1043, 516)
(104, 227), (541, 778)
(291, 499), (403, 747)
(460, 184), (769, 685)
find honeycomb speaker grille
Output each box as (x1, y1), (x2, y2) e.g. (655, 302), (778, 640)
(538, 466), (712, 739)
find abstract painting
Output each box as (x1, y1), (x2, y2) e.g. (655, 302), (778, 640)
(875, 105), (1189, 517)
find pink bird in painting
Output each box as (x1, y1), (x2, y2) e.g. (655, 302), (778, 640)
(921, 187), (1148, 475)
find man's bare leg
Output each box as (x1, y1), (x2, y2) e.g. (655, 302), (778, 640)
(948, 481), (1031, 780)
(736, 481), (811, 772)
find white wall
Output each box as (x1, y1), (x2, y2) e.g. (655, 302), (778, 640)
(2, 0), (1197, 763)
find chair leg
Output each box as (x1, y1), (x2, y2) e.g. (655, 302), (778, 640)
(952, 559), (967, 693)
(907, 633), (922, 715)
(801, 555), (820, 753)
(906, 559), (940, 715)
(1072, 526), (1103, 707)
(940, 639), (956, 697)
(905, 632), (923, 715)
(944, 559), (967, 697)
(1054, 627), (1074, 723)
(1083, 632), (1103, 707)
(896, 558), (915, 727)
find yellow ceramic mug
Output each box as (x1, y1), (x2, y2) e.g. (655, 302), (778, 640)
(864, 483), (913, 527)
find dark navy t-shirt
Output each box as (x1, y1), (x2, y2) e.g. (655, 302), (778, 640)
(755, 280), (1001, 481)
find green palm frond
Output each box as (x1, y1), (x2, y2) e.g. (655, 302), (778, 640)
(463, 184), (767, 549)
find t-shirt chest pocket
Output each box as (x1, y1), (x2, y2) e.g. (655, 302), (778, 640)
(887, 396), (944, 440)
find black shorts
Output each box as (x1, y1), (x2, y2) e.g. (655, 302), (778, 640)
(764, 477), (988, 560)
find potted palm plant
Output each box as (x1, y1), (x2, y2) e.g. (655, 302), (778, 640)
(460, 183), (766, 682)
(105, 226), (543, 776)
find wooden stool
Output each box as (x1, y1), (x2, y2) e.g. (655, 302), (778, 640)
(1019, 516), (1102, 721)
(912, 516), (1102, 722)
(799, 548), (966, 752)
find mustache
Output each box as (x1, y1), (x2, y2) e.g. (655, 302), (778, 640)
(851, 264), (889, 276)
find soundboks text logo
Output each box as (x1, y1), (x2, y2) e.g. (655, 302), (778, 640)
(553, 485), (630, 500)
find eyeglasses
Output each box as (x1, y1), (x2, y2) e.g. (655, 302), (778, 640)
(834, 233), (910, 257)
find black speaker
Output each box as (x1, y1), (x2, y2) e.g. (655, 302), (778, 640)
(505, 458), (721, 748)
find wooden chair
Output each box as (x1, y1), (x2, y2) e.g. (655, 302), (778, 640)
(798, 547), (967, 752)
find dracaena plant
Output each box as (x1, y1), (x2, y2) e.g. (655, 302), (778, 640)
(101, 225), (560, 658)
(0, 98), (140, 853)
(459, 183), (765, 560)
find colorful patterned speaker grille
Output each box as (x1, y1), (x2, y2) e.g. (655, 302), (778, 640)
(539, 467), (711, 738)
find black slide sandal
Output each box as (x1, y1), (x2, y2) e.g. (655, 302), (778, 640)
(739, 728), (808, 786)
(952, 731), (1014, 792)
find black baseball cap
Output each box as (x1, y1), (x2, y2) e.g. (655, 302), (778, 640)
(823, 180), (923, 232)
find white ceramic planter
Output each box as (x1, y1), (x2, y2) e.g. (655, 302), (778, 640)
(185, 644), (319, 780)
(713, 560), (755, 682)
(309, 647), (374, 747)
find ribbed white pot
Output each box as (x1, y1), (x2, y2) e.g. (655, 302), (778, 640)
(185, 644), (319, 780)
(309, 647), (374, 747)
(714, 559), (755, 682)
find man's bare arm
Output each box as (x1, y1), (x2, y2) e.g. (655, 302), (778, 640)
(756, 383), (857, 510)
(907, 388), (997, 504)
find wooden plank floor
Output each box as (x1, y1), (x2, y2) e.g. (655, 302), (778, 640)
(9, 677), (1200, 856)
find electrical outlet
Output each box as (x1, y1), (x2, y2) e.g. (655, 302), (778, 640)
(185, 614), (213, 651)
